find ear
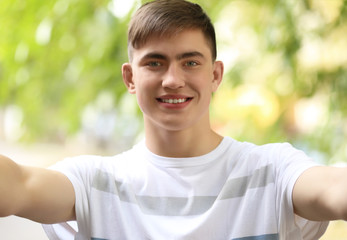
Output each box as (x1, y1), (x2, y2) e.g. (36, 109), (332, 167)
(122, 63), (136, 94)
(211, 61), (224, 92)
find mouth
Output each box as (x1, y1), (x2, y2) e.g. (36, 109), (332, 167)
(157, 98), (192, 104)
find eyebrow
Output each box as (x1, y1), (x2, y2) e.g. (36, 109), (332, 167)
(140, 51), (205, 62)
(177, 51), (205, 60)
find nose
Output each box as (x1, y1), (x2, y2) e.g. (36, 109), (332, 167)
(162, 64), (185, 89)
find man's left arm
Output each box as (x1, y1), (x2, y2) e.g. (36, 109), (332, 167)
(293, 166), (347, 221)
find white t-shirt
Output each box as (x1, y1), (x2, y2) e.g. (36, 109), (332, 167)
(43, 137), (328, 239)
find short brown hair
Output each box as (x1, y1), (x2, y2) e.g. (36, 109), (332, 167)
(127, 0), (217, 61)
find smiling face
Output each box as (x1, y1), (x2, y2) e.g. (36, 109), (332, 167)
(122, 29), (223, 134)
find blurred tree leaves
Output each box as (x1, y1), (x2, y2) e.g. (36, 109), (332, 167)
(211, 0), (347, 164)
(0, 0), (131, 141)
(0, 0), (346, 163)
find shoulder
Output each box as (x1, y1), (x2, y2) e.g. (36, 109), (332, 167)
(232, 139), (307, 161)
(224, 138), (319, 175)
(224, 137), (293, 162)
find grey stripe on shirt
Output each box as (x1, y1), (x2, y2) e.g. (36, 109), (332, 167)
(91, 164), (274, 216)
(232, 233), (279, 240)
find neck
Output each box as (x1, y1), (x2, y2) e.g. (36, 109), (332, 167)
(144, 118), (223, 158)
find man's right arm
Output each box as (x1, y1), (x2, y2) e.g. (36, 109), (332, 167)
(0, 154), (76, 224)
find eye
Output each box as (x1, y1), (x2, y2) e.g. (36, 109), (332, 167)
(184, 61), (198, 67)
(147, 61), (162, 67)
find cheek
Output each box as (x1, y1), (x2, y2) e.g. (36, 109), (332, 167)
(135, 93), (148, 115)
(194, 75), (216, 96)
(133, 81), (156, 113)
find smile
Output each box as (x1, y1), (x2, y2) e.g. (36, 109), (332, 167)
(157, 98), (191, 104)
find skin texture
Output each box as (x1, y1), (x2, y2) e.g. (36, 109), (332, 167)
(293, 166), (347, 221)
(122, 29), (224, 158)
(0, 155), (75, 223)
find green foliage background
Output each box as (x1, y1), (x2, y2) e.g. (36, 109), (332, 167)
(0, 0), (346, 163)
(0, 0), (131, 141)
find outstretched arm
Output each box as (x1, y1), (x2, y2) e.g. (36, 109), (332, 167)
(293, 166), (347, 221)
(0, 154), (75, 224)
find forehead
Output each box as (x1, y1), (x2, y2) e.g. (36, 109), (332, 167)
(131, 29), (213, 61)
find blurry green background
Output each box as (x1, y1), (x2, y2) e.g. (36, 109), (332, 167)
(0, 0), (346, 164)
(0, 0), (347, 238)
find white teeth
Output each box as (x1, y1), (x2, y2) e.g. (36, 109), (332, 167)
(161, 98), (188, 104)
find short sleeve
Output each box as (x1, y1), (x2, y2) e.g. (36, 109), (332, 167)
(43, 156), (100, 240)
(273, 143), (329, 239)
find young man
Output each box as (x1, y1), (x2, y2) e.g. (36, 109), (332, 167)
(1, 0), (347, 239)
